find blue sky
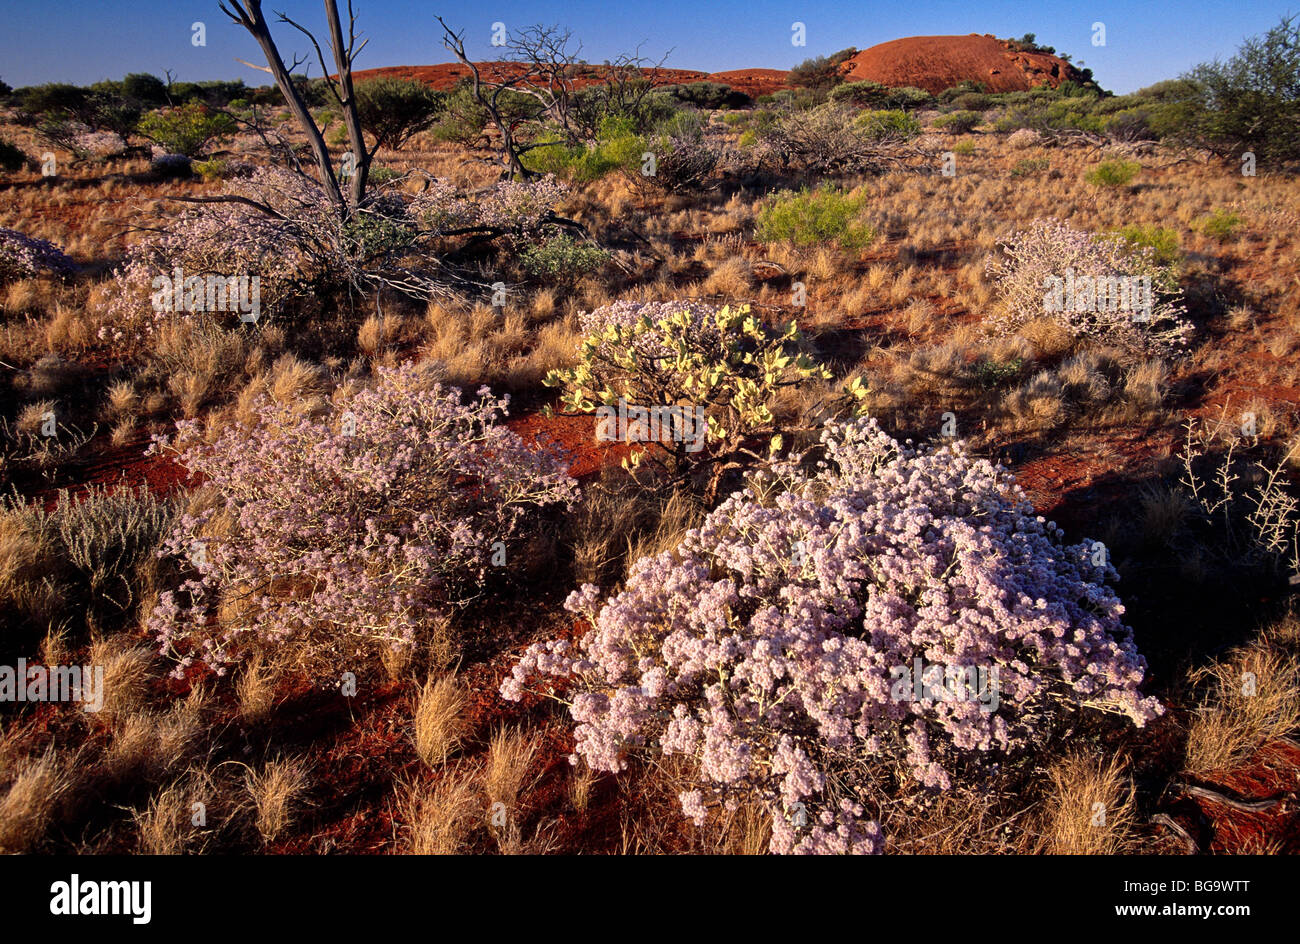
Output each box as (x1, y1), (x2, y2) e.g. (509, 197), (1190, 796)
(1, 1), (1294, 94)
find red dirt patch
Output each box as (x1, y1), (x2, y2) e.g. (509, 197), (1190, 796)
(843, 34), (1085, 94)
(505, 410), (632, 481)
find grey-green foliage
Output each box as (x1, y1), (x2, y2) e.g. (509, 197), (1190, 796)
(1, 486), (179, 638)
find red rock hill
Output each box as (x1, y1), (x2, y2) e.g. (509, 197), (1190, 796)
(841, 34), (1085, 93)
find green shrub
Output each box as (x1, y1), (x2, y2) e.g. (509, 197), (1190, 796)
(933, 110), (981, 133)
(522, 115), (644, 182)
(544, 300), (859, 498)
(191, 157), (227, 182)
(853, 108), (921, 140)
(1085, 159), (1141, 187)
(137, 103), (236, 157)
(519, 234), (610, 283)
(355, 76), (446, 151)
(1197, 210), (1243, 243)
(890, 86), (936, 110)
(367, 165), (403, 186)
(828, 80), (893, 109)
(1108, 225), (1182, 268)
(952, 138), (976, 155)
(951, 92), (994, 112)
(789, 49), (856, 90)
(755, 187), (875, 249)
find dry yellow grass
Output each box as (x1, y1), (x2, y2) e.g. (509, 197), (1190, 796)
(412, 674), (466, 768)
(402, 770), (479, 854)
(0, 748), (72, 853)
(245, 756), (310, 844)
(1185, 639), (1300, 774)
(484, 726), (538, 814)
(236, 654), (277, 725)
(1040, 754), (1137, 854)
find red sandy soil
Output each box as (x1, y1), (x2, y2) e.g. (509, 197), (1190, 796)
(842, 34), (1085, 94)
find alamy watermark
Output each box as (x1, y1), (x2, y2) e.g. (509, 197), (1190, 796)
(1043, 268), (1153, 322)
(151, 266), (261, 322)
(0, 659), (104, 712)
(595, 396), (707, 453)
(889, 657), (1000, 713)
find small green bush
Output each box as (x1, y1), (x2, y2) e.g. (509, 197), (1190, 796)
(522, 116), (644, 182)
(755, 187), (875, 249)
(933, 111), (981, 134)
(952, 138), (976, 155)
(367, 165), (403, 186)
(137, 103), (236, 157)
(853, 109), (921, 141)
(1084, 159), (1141, 187)
(1197, 210), (1244, 243)
(520, 234), (610, 283)
(1108, 225), (1181, 267)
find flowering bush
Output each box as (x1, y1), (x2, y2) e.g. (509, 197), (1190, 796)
(0, 228), (77, 283)
(987, 218), (1192, 354)
(147, 361), (578, 676)
(547, 300), (863, 499)
(1007, 127), (1042, 149)
(98, 168), (570, 349)
(408, 174), (567, 237)
(503, 418), (1163, 853)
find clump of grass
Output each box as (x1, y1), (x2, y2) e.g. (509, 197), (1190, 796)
(755, 187), (875, 249)
(0, 749), (72, 853)
(1197, 209), (1244, 243)
(1184, 638), (1300, 774)
(1040, 754), (1137, 854)
(245, 756), (310, 844)
(1010, 156), (1049, 177)
(402, 770), (479, 854)
(1085, 160), (1141, 187)
(0, 486), (178, 638)
(412, 674), (466, 768)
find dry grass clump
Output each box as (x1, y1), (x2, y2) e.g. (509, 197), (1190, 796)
(1184, 635), (1300, 774)
(412, 674), (467, 768)
(402, 769), (480, 854)
(132, 769), (221, 854)
(1039, 754), (1138, 854)
(245, 755), (311, 844)
(236, 653), (277, 725)
(484, 726), (539, 814)
(0, 748), (73, 853)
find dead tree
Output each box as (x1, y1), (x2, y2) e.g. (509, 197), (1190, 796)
(436, 17), (673, 177)
(219, 0), (370, 214)
(436, 16), (541, 179)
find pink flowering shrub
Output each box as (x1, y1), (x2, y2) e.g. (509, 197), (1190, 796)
(147, 361), (578, 677)
(0, 227), (77, 283)
(409, 173), (567, 237)
(99, 169), (569, 349)
(988, 218), (1191, 354)
(503, 418), (1162, 854)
